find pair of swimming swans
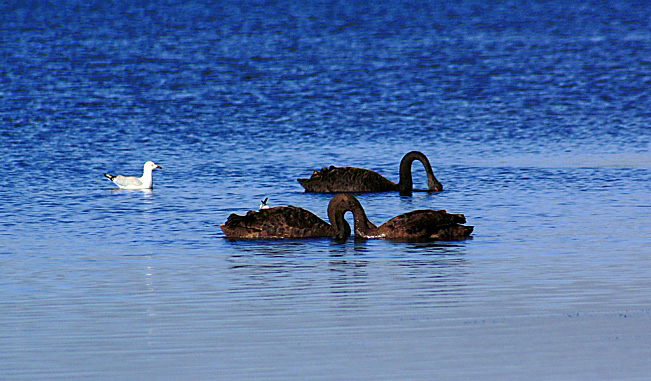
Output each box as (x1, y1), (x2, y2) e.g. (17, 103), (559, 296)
(220, 195), (473, 242)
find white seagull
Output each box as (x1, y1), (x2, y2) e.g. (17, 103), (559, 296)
(104, 161), (162, 190)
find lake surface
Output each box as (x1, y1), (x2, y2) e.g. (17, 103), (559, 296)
(1, 1), (650, 379)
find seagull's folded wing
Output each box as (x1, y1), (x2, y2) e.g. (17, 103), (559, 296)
(113, 175), (143, 187)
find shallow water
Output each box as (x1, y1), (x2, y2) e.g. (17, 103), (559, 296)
(2, 1), (651, 379)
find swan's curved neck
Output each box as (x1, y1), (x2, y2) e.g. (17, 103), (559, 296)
(328, 195), (376, 237)
(397, 151), (440, 195)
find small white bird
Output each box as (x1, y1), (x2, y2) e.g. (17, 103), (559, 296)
(104, 161), (162, 190)
(259, 197), (270, 210)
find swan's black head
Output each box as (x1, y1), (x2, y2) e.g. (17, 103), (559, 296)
(333, 218), (351, 241)
(428, 178), (443, 192)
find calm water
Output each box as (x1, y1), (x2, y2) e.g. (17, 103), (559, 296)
(2, 1), (651, 379)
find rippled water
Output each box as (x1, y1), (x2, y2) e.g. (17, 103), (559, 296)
(2, 1), (651, 379)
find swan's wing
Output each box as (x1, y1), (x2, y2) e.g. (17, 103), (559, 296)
(299, 167), (396, 192)
(221, 207), (334, 239)
(387, 210), (466, 227)
(380, 210), (470, 240)
(229, 207), (328, 229)
(111, 175), (144, 188)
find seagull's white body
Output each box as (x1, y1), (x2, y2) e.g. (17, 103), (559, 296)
(104, 161), (161, 190)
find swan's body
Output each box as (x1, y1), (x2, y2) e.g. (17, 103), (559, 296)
(104, 161), (161, 190)
(221, 205), (350, 240)
(328, 194), (473, 241)
(298, 151), (442, 196)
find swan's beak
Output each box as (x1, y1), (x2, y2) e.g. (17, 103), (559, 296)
(156, 165), (162, 169)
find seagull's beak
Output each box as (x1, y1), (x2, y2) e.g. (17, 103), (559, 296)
(156, 165), (162, 169)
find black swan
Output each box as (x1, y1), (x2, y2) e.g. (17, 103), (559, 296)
(221, 204), (351, 240)
(297, 151), (442, 196)
(328, 194), (473, 241)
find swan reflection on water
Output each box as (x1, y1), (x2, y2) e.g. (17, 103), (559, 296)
(224, 237), (470, 309)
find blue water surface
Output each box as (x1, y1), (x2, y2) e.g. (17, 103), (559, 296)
(1, 1), (650, 379)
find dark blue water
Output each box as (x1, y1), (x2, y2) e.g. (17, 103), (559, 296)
(2, 1), (651, 379)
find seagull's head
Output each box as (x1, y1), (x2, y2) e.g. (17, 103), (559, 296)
(145, 161), (162, 171)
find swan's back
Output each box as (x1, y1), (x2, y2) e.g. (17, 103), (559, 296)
(378, 210), (473, 241)
(220, 206), (335, 239)
(298, 166), (396, 193)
